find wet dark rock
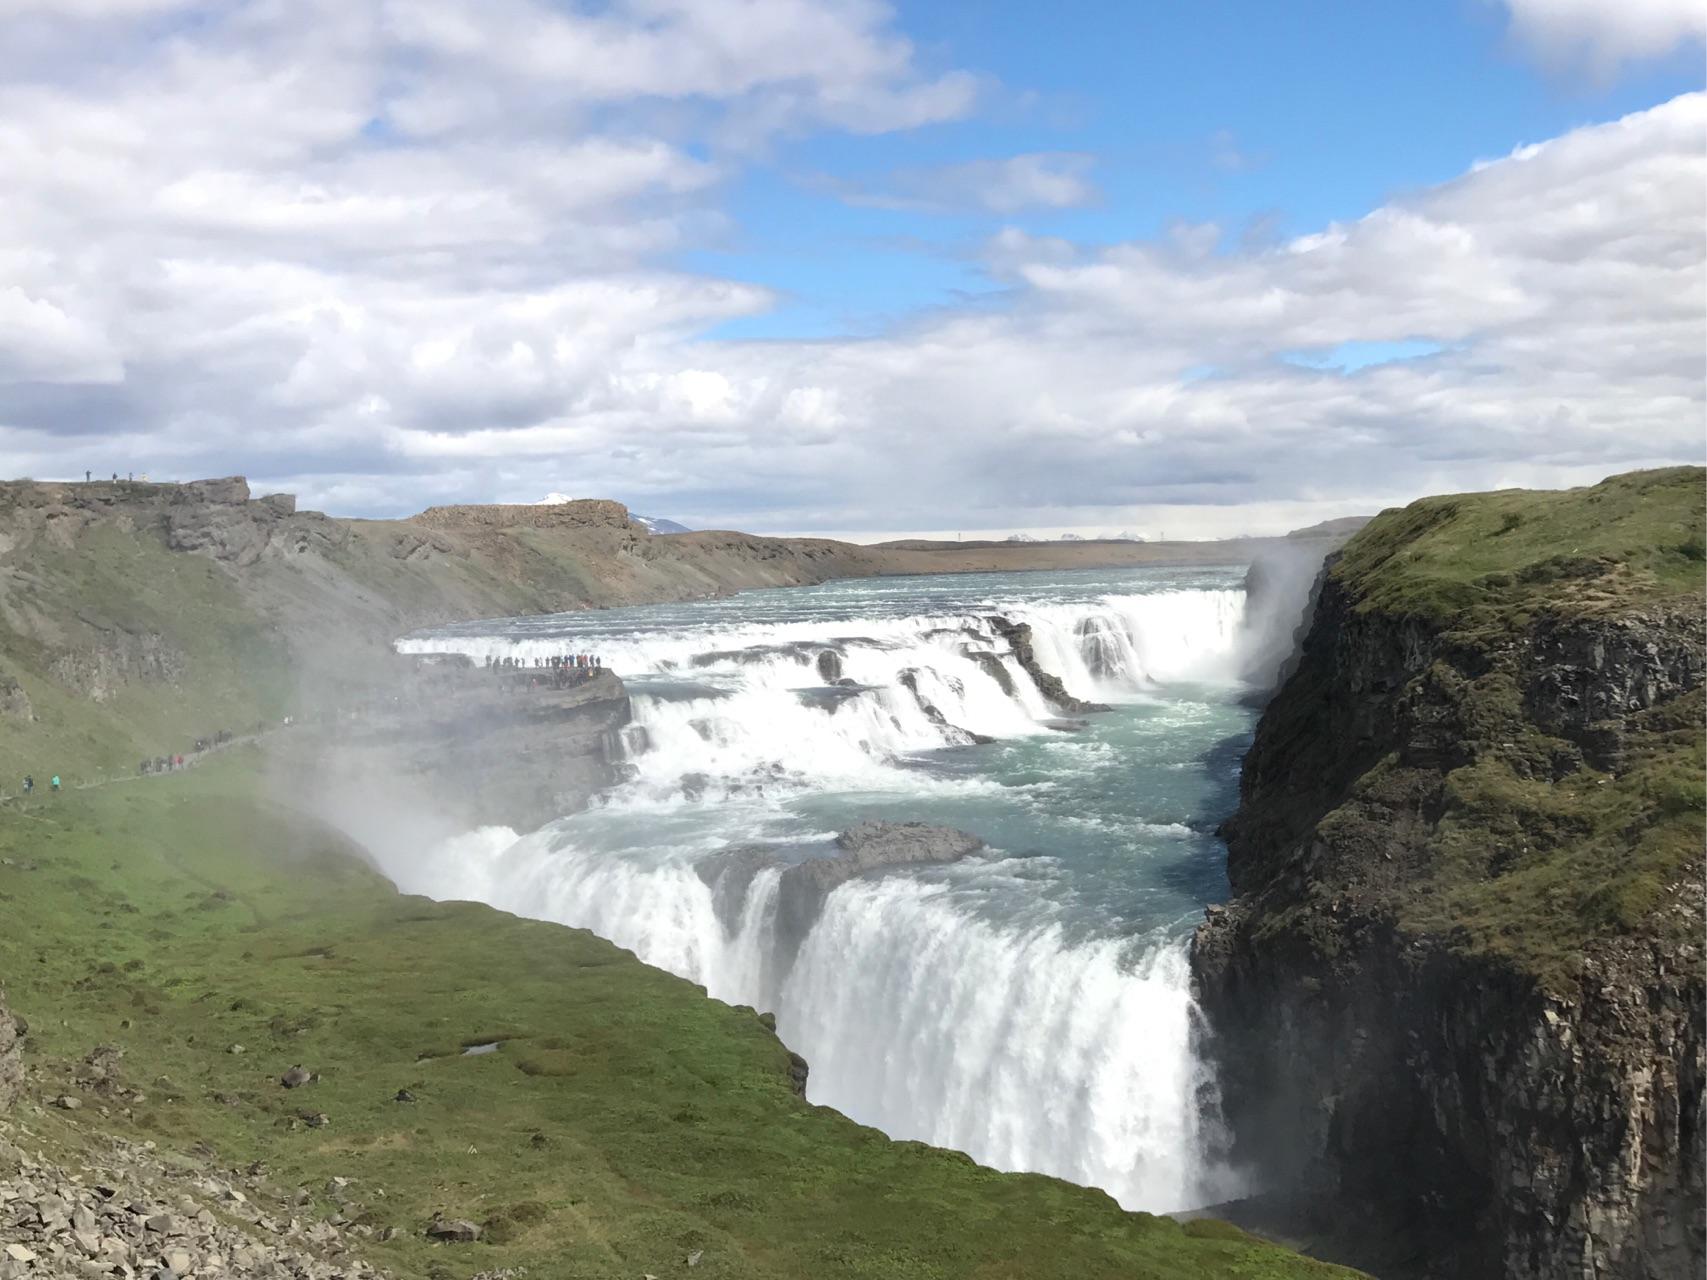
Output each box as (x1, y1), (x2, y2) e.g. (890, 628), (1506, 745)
(963, 649), (1015, 697)
(986, 616), (1109, 714)
(698, 821), (985, 960)
(896, 669), (993, 745)
(1072, 615), (1127, 681)
(1193, 563), (1705, 1280)
(774, 822), (983, 955)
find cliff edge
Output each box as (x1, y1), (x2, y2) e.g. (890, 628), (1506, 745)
(1192, 467), (1705, 1279)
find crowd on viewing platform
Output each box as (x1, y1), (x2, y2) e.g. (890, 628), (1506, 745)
(485, 651), (605, 692)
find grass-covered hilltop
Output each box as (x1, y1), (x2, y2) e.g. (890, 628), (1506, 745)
(1195, 466), (1706, 1280)
(0, 476), (1362, 1278)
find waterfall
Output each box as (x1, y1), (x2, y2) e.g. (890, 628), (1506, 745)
(381, 576), (1255, 1214)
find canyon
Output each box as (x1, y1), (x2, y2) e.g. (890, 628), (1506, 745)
(0, 467), (1700, 1279)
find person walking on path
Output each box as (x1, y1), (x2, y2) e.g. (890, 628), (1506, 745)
(49, 775), (60, 793)
(22, 776), (32, 796)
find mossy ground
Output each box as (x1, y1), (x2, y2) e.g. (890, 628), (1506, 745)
(0, 755), (1356, 1280)
(1333, 466), (1705, 623)
(1418, 684), (1702, 953)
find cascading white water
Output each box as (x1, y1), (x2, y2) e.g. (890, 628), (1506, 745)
(781, 875), (1231, 1210)
(385, 570), (1257, 1213)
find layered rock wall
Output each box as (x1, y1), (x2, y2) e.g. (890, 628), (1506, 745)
(1194, 568), (1706, 1279)
(279, 668), (633, 835)
(411, 499), (634, 532)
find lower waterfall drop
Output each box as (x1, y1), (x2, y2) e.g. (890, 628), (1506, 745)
(388, 566), (1257, 1213)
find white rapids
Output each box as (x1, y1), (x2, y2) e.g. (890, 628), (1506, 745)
(383, 566), (1264, 1212)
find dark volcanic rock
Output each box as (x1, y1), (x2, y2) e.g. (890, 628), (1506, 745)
(964, 648), (1015, 697)
(896, 669), (995, 745)
(786, 1051), (809, 1097)
(775, 822), (984, 954)
(1193, 556), (1706, 1280)
(986, 616), (1109, 714)
(698, 821), (985, 958)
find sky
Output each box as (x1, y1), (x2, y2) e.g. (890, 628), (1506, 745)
(0, 0), (1702, 540)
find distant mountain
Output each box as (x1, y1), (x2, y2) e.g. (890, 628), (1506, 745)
(532, 494), (691, 534)
(1058, 533), (1084, 541)
(1005, 533), (1039, 543)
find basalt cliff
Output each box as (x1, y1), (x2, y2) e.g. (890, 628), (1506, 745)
(1193, 467), (1706, 1279)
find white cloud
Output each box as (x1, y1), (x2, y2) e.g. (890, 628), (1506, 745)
(836, 152), (1098, 214)
(1503, 0), (1707, 76)
(0, 4), (1699, 537)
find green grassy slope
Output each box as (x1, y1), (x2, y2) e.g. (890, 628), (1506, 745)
(1332, 465), (1705, 621)
(0, 523), (292, 788)
(0, 759), (1357, 1280)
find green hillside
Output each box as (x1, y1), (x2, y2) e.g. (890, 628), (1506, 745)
(0, 760), (1357, 1279)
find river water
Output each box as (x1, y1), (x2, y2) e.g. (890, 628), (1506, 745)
(393, 565), (1260, 1212)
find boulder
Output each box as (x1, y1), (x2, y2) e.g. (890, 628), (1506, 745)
(425, 1218), (480, 1243)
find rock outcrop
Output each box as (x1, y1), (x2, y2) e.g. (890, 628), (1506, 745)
(1191, 469), (1706, 1280)
(277, 666), (632, 836)
(699, 821), (985, 956)
(0, 989), (22, 1112)
(411, 498), (635, 533)
(987, 616), (1110, 714)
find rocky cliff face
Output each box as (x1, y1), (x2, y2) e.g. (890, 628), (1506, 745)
(411, 498), (635, 533)
(1192, 472), (1705, 1280)
(278, 668), (633, 837)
